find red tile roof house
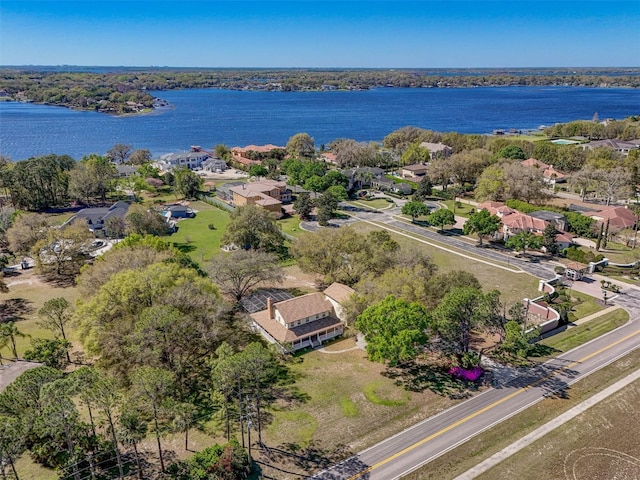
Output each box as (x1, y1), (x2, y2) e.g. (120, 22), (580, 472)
(231, 144), (285, 167)
(478, 201), (575, 250)
(478, 201), (547, 241)
(520, 158), (567, 185)
(250, 283), (355, 352)
(588, 206), (639, 231)
(320, 152), (338, 164)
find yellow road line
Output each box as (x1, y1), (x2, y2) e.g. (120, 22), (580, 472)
(347, 328), (640, 480)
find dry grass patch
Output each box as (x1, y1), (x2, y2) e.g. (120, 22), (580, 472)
(478, 379), (640, 480)
(265, 348), (461, 456)
(402, 348), (640, 480)
(0, 269), (80, 358)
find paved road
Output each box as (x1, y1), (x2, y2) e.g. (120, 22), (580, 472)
(313, 289), (640, 480)
(347, 204), (557, 279)
(311, 205), (640, 480)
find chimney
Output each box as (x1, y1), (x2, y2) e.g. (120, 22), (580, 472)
(266, 298), (273, 319)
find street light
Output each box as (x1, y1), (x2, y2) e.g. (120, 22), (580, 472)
(602, 289), (609, 306)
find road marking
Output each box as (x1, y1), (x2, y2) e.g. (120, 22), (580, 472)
(346, 328), (640, 480)
(455, 367), (640, 479)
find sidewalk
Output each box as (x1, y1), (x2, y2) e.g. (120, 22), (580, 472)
(454, 367), (640, 480)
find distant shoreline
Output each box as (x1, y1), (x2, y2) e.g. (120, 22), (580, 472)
(2, 67), (638, 117)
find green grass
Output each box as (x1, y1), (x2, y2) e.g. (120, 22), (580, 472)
(266, 410), (318, 447)
(348, 198), (392, 210)
(278, 216), (305, 238)
(539, 308), (629, 354)
(600, 241), (640, 264)
(340, 397), (359, 417)
(441, 200), (476, 218)
(385, 175), (419, 188)
(14, 455), (57, 480)
(167, 201), (231, 262)
(363, 382), (408, 407)
(0, 273), (81, 359)
(350, 222), (538, 307)
(566, 290), (603, 322)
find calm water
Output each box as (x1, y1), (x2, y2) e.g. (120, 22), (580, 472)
(1, 87), (639, 160)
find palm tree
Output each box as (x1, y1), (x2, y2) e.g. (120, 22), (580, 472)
(0, 322), (27, 359)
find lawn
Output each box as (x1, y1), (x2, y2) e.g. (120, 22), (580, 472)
(538, 308), (629, 354)
(351, 222), (539, 307)
(477, 378), (640, 480)
(167, 200), (231, 262)
(402, 348), (640, 480)
(600, 241), (640, 264)
(347, 198), (394, 210)
(258, 341), (459, 479)
(565, 290), (604, 322)
(441, 200), (476, 218)
(0, 269), (81, 359)
(278, 216), (305, 238)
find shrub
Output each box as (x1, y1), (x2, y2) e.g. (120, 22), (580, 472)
(449, 366), (483, 382)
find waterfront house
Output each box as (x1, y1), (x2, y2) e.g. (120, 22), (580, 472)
(250, 283), (355, 352)
(156, 146), (212, 172)
(418, 142), (453, 160)
(115, 165), (138, 178)
(202, 158), (228, 173)
(584, 139), (640, 156)
(231, 144), (285, 167)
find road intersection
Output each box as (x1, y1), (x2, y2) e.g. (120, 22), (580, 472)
(311, 200), (640, 480)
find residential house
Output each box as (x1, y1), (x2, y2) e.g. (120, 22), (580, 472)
(162, 204), (194, 219)
(529, 211), (568, 231)
(321, 152), (338, 165)
(477, 201), (516, 218)
(584, 139), (640, 156)
(418, 142), (453, 160)
(72, 201), (130, 234)
(500, 213), (549, 239)
(156, 146), (212, 172)
(229, 179), (292, 216)
(216, 182), (245, 202)
(587, 205), (638, 231)
(520, 158), (566, 185)
(250, 283), (355, 352)
(202, 158), (228, 173)
(231, 144), (285, 167)
(343, 167), (385, 190)
(401, 164), (428, 179)
(115, 165), (138, 178)
(554, 232), (575, 251)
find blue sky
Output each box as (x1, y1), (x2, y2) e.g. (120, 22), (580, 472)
(1, 1), (639, 68)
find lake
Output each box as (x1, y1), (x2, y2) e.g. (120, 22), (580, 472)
(1, 86), (639, 160)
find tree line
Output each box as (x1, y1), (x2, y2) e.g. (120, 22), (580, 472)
(0, 233), (301, 479)
(2, 68), (638, 114)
